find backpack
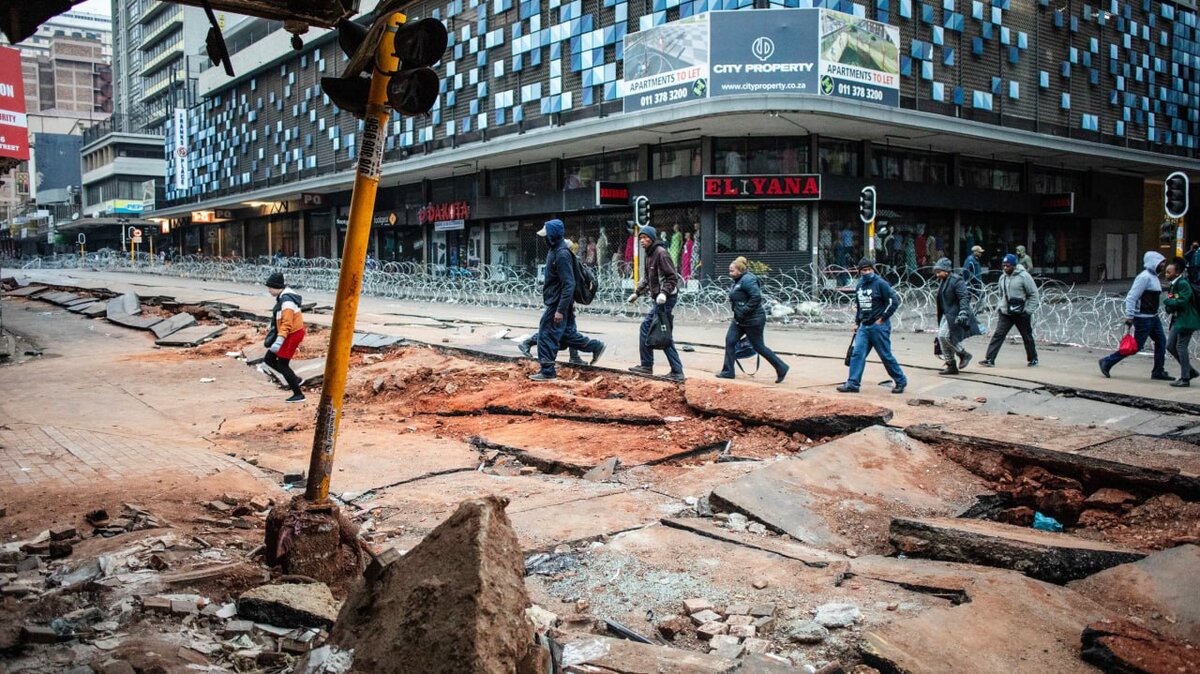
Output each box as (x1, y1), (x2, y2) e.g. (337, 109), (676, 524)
(570, 250), (598, 305)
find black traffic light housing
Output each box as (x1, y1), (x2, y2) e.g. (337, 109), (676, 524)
(321, 16), (447, 118)
(634, 196), (650, 227)
(858, 186), (877, 224)
(1165, 171), (1189, 219)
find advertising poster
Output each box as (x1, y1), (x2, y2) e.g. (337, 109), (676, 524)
(0, 46), (29, 162)
(621, 14), (709, 113)
(32, 134), (84, 200)
(173, 108), (189, 190)
(709, 10), (819, 97)
(817, 9), (900, 106)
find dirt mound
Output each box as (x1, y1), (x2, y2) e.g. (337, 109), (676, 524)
(264, 495), (367, 594)
(331, 496), (544, 674)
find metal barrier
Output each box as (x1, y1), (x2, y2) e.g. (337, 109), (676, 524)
(10, 251), (1198, 362)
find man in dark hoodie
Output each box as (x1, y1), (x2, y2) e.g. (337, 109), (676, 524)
(837, 258), (907, 394)
(933, 256), (984, 375)
(530, 219), (605, 381)
(626, 225), (685, 382)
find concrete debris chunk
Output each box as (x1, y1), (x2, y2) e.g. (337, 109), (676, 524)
(1080, 619), (1200, 674)
(237, 582), (339, 629)
(683, 598), (714, 614)
(581, 457), (619, 482)
(814, 603), (861, 629)
(561, 635), (736, 672)
(329, 496), (545, 674)
(690, 609), (722, 626)
(150, 313), (197, 339)
(781, 619), (830, 643)
(696, 621), (728, 640)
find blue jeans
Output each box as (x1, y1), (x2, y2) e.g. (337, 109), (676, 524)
(537, 306), (601, 376)
(845, 322), (907, 390)
(1100, 316), (1167, 376)
(639, 295), (683, 374)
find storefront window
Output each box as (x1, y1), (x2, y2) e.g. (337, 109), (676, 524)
(818, 138), (859, 176)
(1031, 217), (1089, 282)
(490, 162), (553, 197)
(563, 150), (640, 189)
(306, 212), (332, 258)
(379, 226), (424, 264)
(487, 222), (521, 277)
(652, 140), (702, 179)
(958, 159), (1022, 191)
(1031, 169), (1084, 195)
(716, 205), (809, 254)
(713, 137), (808, 174)
(818, 204), (953, 284)
(245, 220), (268, 257)
(270, 218), (300, 257)
(959, 211), (1027, 271)
(872, 147), (949, 184)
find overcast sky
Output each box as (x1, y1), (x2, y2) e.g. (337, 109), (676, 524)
(74, 0), (112, 17)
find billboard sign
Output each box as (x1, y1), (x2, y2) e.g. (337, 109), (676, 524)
(173, 108), (189, 190)
(0, 46), (29, 161)
(621, 14), (709, 112)
(111, 199), (145, 215)
(816, 10), (901, 106)
(32, 133), (84, 201)
(709, 10), (819, 96)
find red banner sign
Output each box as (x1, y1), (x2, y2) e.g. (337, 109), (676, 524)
(702, 175), (822, 201)
(418, 201), (470, 224)
(0, 47), (30, 161)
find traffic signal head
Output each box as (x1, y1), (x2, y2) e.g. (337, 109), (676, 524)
(858, 186), (877, 224)
(321, 15), (447, 118)
(1165, 171), (1189, 219)
(634, 196), (650, 227)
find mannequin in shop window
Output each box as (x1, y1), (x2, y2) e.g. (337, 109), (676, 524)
(724, 149), (743, 174)
(596, 228), (609, 272)
(669, 223), (684, 268)
(624, 224), (636, 276)
(682, 231), (695, 280)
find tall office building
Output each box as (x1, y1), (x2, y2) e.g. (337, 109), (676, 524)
(111, 0), (208, 135)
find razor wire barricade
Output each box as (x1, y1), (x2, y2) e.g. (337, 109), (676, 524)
(10, 252), (1198, 362)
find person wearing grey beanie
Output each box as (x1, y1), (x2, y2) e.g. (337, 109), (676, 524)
(933, 257), (983, 375)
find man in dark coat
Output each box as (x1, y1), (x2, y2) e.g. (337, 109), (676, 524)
(626, 225), (684, 381)
(933, 257), (983, 375)
(530, 219), (605, 381)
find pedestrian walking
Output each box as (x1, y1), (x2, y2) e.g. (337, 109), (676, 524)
(716, 257), (789, 383)
(1016, 245), (1034, 273)
(530, 219), (605, 381)
(980, 253), (1040, 367)
(962, 245), (984, 298)
(626, 225), (685, 382)
(1163, 258), (1199, 387)
(837, 258), (907, 394)
(1099, 252), (1172, 381)
(518, 237), (583, 365)
(1186, 242), (1200, 285)
(933, 257), (983, 375)
(263, 272), (306, 403)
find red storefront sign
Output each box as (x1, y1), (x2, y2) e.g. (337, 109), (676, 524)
(0, 46), (30, 161)
(702, 175), (822, 201)
(1040, 192), (1075, 215)
(595, 181), (630, 206)
(418, 201), (470, 224)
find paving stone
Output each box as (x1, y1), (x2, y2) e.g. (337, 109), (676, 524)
(682, 598), (714, 614)
(743, 638), (772, 654)
(749, 603), (776, 618)
(727, 615), (754, 627)
(155, 324), (226, 347)
(223, 620), (255, 636)
(697, 621), (728, 640)
(690, 609), (722, 626)
(67, 301), (97, 314)
(814, 603), (861, 628)
(171, 599), (198, 614)
(725, 602), (750, 616)
(5, 285), (46, 297)
(890, 516), (1146, 584)
(107, 313), (163, 331)
(80, 303), (108, 318)
(581, 457), (619, 483)
(351, 333), (405, 350)
(150, 313), (197, 339)
(729, 624), (757, 639)
(781, 619), (829, 644)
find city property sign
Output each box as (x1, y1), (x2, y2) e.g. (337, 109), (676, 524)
(621, 9), (900, 112)
(595, 181), (630, 206)
(702, 174), (822, 201)
(0, 46), (29, 161)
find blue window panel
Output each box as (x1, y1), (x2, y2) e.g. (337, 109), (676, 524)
(1008, 80), (1019, 98)
(921, 4), (933, 22)
(972, 90), (993, 110)
(1089, 69), (1099, 85)
(932, 81), (945, 101)
(1070, 16), (1078, 32)
(495, 108), (505, 125)
(616, 1), (628, 20)
(933, 26), (944, 45)
(462, 117), (471, 133)
(604, 81), (619, 101)
(971, 0), (982, 19)
(944, 12), (963, 30)
(900, 55), (913, 76)
(1039, 70), (1049, 87)
(1000, 26), (1010, 44)
(994, 0), (1009, 8)
(972, 37), (984, 55)
(478, 52), (488, 66)
(478, 82), (488, 98)
(470, 100), (479, 115)
(943, 0), (953, 9)
(921, 61), (934, 79)
(582, 87), (594, 106)
(981, 22), (992, 39)
(571, 52), (582, 71)
(1082, 52), (1091, 67)
(653, 0), (666, 9)
(1069, 47), (1078, 63)
(1089, 36), (1099, 53)
(531, 47), (542, 66)
(513, 105), (524, 122)
(1115, 120), (1125, 136)
(900, 0), (912, 19)
(582, 69), (593, 87)
(1054, 10), (1063, 28)
(991, 6), (1001, 24)
(1117, 74), (1125, 90)
(952, 86), (964, 105)
(991, 75), (1001, 93)
(514, 53), (523, 71)
(1061, 92), (1071, 109)
(1009, 46), (1019, 63)
(1062, 61), (1071, 77)
(550, 42), (561, 59)
(447, 91), (457, 106)
(943, 47), (956, 65)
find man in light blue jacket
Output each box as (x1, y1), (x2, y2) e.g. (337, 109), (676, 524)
(1099, 251), (1172, 380)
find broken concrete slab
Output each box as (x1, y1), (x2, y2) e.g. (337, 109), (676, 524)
(508, 489), (676, 552)
(351, 332), (405, 350)
(889, 516), (1145, 584)
(660, 518), (843, 567)
(857, 557), (1115, 674)
(150, 313), (197, 339)
(106, 293), (141, 317)
(1069, 544), (1200, 646)
(80, 303), (107, 318)
(560, 634), (736, 673)
(1080, 619), (1200, 674)
(106, 313), (163, 331)
(330, 496), (545, 674)
(684, 379), (892, 435)
(36, 291), (78, 306)
(981, 389), (1200, 437)
(155, 324), (226, 347)
(907, 421), (1200, 499)
(709, 426), (990, 552)
(581, 457), (618, 482)
(237, 582), (339, 629)
(241, 343), (268, 365)
(66, 301), (97, 314)
(4, 285), (46, 297)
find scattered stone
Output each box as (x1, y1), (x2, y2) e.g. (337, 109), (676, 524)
(697, 621), (728, 640)
(329, 496), (545, 674)
(48, 541), (73, 559)
(657, 616), (692, 640)
(752, 579), (769, 590)
(814, 603), (861, 629)
(683, 598), (714, 614)
(526, 605), (559, 632)
(171, 599), (198, 614)
(781, 619), (829, 644)
(729, 624), (757, 639)
(249, 495), (271, 511)
(364, 547), (403, 582)
(726, 513), (749, 532)
(743, 638), (772, 654)
(749, 603), (776, 618)
(747, 522), (767, 535)
(726, 602), (750, 616)
(561, 635), (734, 672)
(238, 582), (339, 629)
(690, 609), (722, 626)
(49, 526), (76, 541)
(814, 661), (846, 674)
(1084, 488), (1138, 510)
(710, 634), (743, 659)
(727, 615), (754, 627)
(22, 624), (69, 644)
(753, 615), (776, 631)
(207, 500), (232, 513)
(224, 620), (255, 636)
(581, 457), (619, 483)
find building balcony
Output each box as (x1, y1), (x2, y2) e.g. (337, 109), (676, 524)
(140, 10), (183, 52)
(141, 43), (183, 77)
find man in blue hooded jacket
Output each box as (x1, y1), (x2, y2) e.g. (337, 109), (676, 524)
(837, 258), (907, 394)
(531, 219), (605, 381)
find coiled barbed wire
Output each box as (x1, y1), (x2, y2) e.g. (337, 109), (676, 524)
(11, 251), (1198, 361)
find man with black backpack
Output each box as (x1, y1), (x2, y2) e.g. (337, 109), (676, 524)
(530, 219), (605, 381)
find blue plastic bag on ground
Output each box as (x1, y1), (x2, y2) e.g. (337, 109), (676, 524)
(1032, 512), (1063, 532)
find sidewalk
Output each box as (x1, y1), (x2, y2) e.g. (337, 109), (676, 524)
(12, 267), (1197, 406)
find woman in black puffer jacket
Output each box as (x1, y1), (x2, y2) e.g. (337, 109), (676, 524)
(717, 257), (790, 383)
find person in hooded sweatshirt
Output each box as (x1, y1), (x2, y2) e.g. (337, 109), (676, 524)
(837, 258), (907, 394)
(626, 225), (685, 381)
(1099, 251), (1172, 381)
(980, 253), (1040, 367)
(530, 219), (605, 381)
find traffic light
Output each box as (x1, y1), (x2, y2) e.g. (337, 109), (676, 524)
(322, 16), (447, 118)
(634, 196), (650, 227)
(1165, 171), (1189, 219)
(858, 186), (877, 224)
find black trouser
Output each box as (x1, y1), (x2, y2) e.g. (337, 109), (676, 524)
(720, 322), (787, 377)
(984, 312), (1038, 363)
(264, 351), (303, 396)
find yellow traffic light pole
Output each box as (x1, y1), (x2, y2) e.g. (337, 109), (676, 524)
(304, 11), (406, 507)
